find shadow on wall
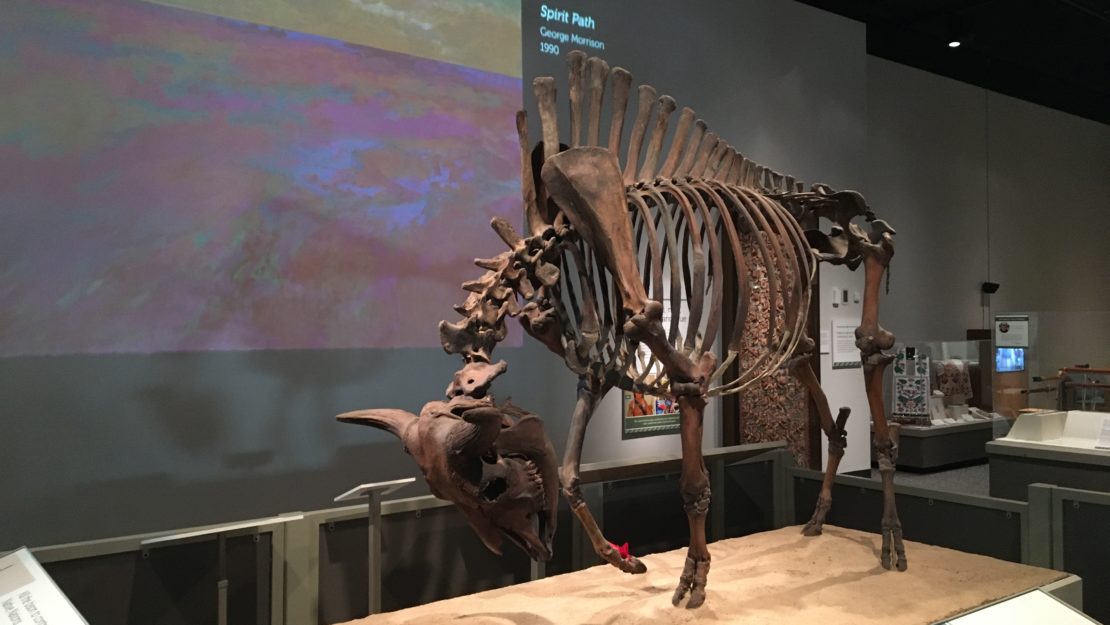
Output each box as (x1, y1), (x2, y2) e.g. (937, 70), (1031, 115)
(6, 441), (404, 548)
(1, 341), (569, 549)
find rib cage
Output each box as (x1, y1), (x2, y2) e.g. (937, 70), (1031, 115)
(532, 51), (816, 398)
(552, 175), (814, 397)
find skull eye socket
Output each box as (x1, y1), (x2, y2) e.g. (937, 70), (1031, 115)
(480, 477), (508, 502)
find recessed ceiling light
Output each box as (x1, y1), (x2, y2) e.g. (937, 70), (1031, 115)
(948, 40), (961, 48)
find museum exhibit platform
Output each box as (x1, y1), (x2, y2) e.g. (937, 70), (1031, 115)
(987, 411), (1110, 500)
(343, 525), (1076, 625)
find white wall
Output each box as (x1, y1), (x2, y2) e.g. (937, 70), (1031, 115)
(818, 264), (871, 472)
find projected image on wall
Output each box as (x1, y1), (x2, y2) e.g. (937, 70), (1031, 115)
(0, 0), (522, 356)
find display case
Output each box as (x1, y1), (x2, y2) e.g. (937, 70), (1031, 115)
(1057, 368), (1110, 413)
(987, 410), (1110, 500)
(877, 340), (1009, 470)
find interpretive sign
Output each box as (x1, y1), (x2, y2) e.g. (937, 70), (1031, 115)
(0, 548), (87, 624)
(831, 319), (861, 369)
(1096, 416), (1110, 450)
(994, 314), (1030, 348)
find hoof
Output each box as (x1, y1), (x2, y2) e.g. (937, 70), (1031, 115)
(671, 556), (709, 609)
(880, 525), (907, 572)
(605, 547), (647, 574)
(621, 555), (647, 575)
(685, 588), (706, 609)
(801, 522), (823, 537)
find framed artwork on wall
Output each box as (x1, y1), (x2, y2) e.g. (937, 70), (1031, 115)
(621, 388), (681, 439)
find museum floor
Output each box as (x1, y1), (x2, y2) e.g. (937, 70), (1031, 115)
(870, 463), (990, 497)
(346, 525), (1066, 625)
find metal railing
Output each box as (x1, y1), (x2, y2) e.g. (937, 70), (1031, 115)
(18, 442), (1110, 625)
(20, 441), (785, 625)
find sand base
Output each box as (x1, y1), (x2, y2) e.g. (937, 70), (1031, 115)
(346, 525), (1066, 625)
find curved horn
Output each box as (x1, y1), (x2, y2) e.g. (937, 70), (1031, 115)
(453, 406), (505, 456)
(336, 408), (417, 439)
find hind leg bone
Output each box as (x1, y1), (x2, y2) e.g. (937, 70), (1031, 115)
(789, 359), (849, 536)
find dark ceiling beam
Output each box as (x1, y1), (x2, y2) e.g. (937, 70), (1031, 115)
(794, 0), (1110, 125)
(1054, 0), (1110, 27)
(892, 0), (1001, 28)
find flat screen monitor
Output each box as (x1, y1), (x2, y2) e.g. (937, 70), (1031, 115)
(995, 347), (1025, 373)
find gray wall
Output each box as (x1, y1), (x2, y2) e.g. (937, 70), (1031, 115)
(867, 56), (1110, 376)
(18, 2), (1108, 552)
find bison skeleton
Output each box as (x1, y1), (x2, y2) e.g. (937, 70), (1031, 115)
(339, 51), (905, 609)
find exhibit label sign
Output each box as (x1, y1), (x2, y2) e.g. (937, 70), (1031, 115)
(831, 319), (861, 369)
(942, 589), (1096, 625)
(0, 548), (87, 624)
(1096, 417), (1110, 450)
(994, 314), (1030, 348)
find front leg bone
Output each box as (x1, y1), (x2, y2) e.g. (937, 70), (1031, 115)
(855, 231), (907, 571)
(560, 377), (647, 576)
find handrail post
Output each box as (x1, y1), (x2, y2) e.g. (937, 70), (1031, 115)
(772, 449), (795, 529)
(1025, 483), (1054, 568)
(709, 456), (726, 542)
(530, 551), (546, 580)
(282, 515), (317, 625)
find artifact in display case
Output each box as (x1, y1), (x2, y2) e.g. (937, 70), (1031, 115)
(891, 346), (930, 425)
(338, 51), (906, 609)
(918, 340), (1007, 422)
(878, 341), (1009, 469)
(1057, 367), (1109, 413)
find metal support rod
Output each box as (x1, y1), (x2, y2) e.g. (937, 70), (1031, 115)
(334, 478), (413, 617)
(368, 491), (383, 615)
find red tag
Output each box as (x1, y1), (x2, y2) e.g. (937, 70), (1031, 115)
(610, 541), (631, 559)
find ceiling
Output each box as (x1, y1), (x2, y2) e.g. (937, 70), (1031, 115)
(797, 0), (1110, 125)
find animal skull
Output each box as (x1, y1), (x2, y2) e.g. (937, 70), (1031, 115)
(338, 361), (558, 561)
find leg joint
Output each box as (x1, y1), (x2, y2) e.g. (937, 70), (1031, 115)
(874, 437), (898, 471)
(559, 472), (583, 506)
(681, 482), (711, 516)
